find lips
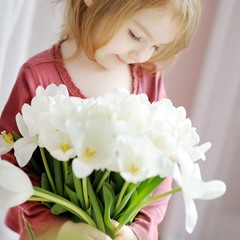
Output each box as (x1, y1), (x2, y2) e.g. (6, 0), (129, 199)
(116, 54), (127, 64)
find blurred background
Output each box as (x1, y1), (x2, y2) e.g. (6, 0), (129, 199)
(0, 0), (239, 239)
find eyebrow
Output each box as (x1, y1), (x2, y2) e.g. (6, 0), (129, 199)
(133, 20), (154, 42)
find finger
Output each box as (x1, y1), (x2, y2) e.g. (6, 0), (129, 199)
(57, 231), (93, 240)
(111, 220), (119, 228)
(82, 224), (112, 240)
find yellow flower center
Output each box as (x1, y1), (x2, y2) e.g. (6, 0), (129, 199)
(60, 142), (71, 152)
(170, 156), (179, 163)
(84, 147), (95, 159)
(129, 164), (140, 175)
(1, 131), (14, 145)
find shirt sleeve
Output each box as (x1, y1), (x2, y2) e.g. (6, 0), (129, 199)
(0, 64), (66, 239)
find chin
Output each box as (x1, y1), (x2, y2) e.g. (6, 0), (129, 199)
(95, 55), (125, 71)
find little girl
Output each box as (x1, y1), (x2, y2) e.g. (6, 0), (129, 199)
(0, 0), (201, 239)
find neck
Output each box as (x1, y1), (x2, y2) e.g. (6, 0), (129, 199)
(60, 39), (132, 98)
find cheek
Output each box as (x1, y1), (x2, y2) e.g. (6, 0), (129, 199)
(95, 31), (132, 57)
(94, 47), (115, 67)
(107, 31), (133, 52)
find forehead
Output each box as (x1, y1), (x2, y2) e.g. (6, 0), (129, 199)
(129, 8), (178, 44)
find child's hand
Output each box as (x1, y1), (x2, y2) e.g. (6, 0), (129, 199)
(112, 220), (139, 240)
(56, 221), (112, 240)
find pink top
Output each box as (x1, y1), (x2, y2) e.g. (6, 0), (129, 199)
(0, 42), (172, 240)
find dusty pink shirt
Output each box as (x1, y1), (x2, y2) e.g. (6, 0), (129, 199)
(0, 42), (172, 240)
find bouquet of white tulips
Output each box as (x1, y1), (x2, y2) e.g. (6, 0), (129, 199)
(0, 84), (226, 238)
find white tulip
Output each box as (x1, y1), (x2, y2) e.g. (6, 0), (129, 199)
(0, 160), (33, 209)
(13, 84), (71, 166)
(67, 118), (117, 178)
(116, 136), (162, 183)
(14, 113), (38, 167)
(36, 84), (69, 98)
(0, 131), (14, 155)
(174, 163), (226, 233)
(37, 99), (78, 161)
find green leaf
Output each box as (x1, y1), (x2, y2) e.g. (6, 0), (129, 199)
(51, 203), (68, 215)
(44, 150), (55, 173)
(41, 172), (53, 209)
(117, 176), (165, 227)
(65, 171), (74, 188)
(12, 131), (21, 140)
(96, 170), (111, 194)
(102, 183), (115, 238)
(103, 182), (116, 217)
(42, 201), (53, 209)
(136, 177), (158, 194)
(73, 174), (85, 209)
(111, 172), (125, 193)
(114, 183), (139, 218)
(87, 178), (105, 233)
(30, 153), (43, 176)
(41, 173), (51, 191)
(64, 184), (79, 205)
(92, 170), (105, 189)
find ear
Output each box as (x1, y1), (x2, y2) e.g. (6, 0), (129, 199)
(84, 0), (93, 7)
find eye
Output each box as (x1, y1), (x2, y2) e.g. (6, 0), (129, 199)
(153, 46), (159, 51)
(128, 29), (141, 42)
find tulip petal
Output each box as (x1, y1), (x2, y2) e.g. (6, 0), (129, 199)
(72, 158), (93, 178)
(183, 194), (198, 234)
(200, 180), (226, 200)
(14, 138), (37, 167)
(0, 160), (33, 208)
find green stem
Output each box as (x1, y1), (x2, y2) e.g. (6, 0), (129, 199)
(31, 187), (96, 227)
(82, 177), (89, 209)
(24, 220), (36, 240)
(29, 196), (44, 201)
(115, 182), (129, 210)
(73, 174), (85, 208)
(140, 187), (181, 208)
(115, 187), (182, 234)
(96, 170), (111, 193)
(53, 158), (64, 196)
(40, 148), (57, 194)
(62, 161), (69, 183)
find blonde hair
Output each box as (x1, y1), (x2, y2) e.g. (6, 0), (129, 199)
(60, 0), (201, 72)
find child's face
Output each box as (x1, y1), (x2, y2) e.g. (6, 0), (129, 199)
(94, 8), (178, 70)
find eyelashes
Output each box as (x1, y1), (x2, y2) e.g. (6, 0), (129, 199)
(128, 29), (141, 42)
(128, 29), (159, 52)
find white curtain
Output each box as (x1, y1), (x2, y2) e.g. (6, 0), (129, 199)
(160, 0), (240, 239)
(0, 0), (35, 113)
(0, 0), (63, 113)
(0, 1), (63, 239)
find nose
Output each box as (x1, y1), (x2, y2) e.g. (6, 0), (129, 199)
(128, 48), (154, 63)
